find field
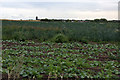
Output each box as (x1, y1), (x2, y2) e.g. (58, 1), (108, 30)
(2, 20), (120, 42)
(1, 20), (120, 79)
(1, 40), (120, 79)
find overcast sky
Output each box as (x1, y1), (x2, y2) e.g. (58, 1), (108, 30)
(0, 0), (120, 20)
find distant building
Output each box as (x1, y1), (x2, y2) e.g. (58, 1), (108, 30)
(36, 16), (39, 20)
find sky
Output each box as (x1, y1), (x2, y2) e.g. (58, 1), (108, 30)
(0, 0), (120, 20)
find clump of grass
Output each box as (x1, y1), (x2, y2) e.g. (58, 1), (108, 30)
(7, 54), (24, 80)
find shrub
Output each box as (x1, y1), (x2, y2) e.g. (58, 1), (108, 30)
(52, 34), (68, 43)
(79, 37), (88, 44)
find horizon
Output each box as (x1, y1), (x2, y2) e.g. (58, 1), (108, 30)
(0, 17), (119, 21)
(0, 0), (119, 20)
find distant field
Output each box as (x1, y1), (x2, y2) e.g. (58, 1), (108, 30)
(1, 20), (120, 42)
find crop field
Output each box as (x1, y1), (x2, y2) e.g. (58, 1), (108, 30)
(1, 20), (120, 79)
(1, 40), (120, 79)
(2, 20), (120, 42)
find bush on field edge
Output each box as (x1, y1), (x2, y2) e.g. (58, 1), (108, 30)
(52, 34), (68, 43)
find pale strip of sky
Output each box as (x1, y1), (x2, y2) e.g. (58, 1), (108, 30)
(0, 0), (119, 2)
(0, 0), (119, 20)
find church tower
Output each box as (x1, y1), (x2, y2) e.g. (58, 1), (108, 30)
(36, 16), (38, 20)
